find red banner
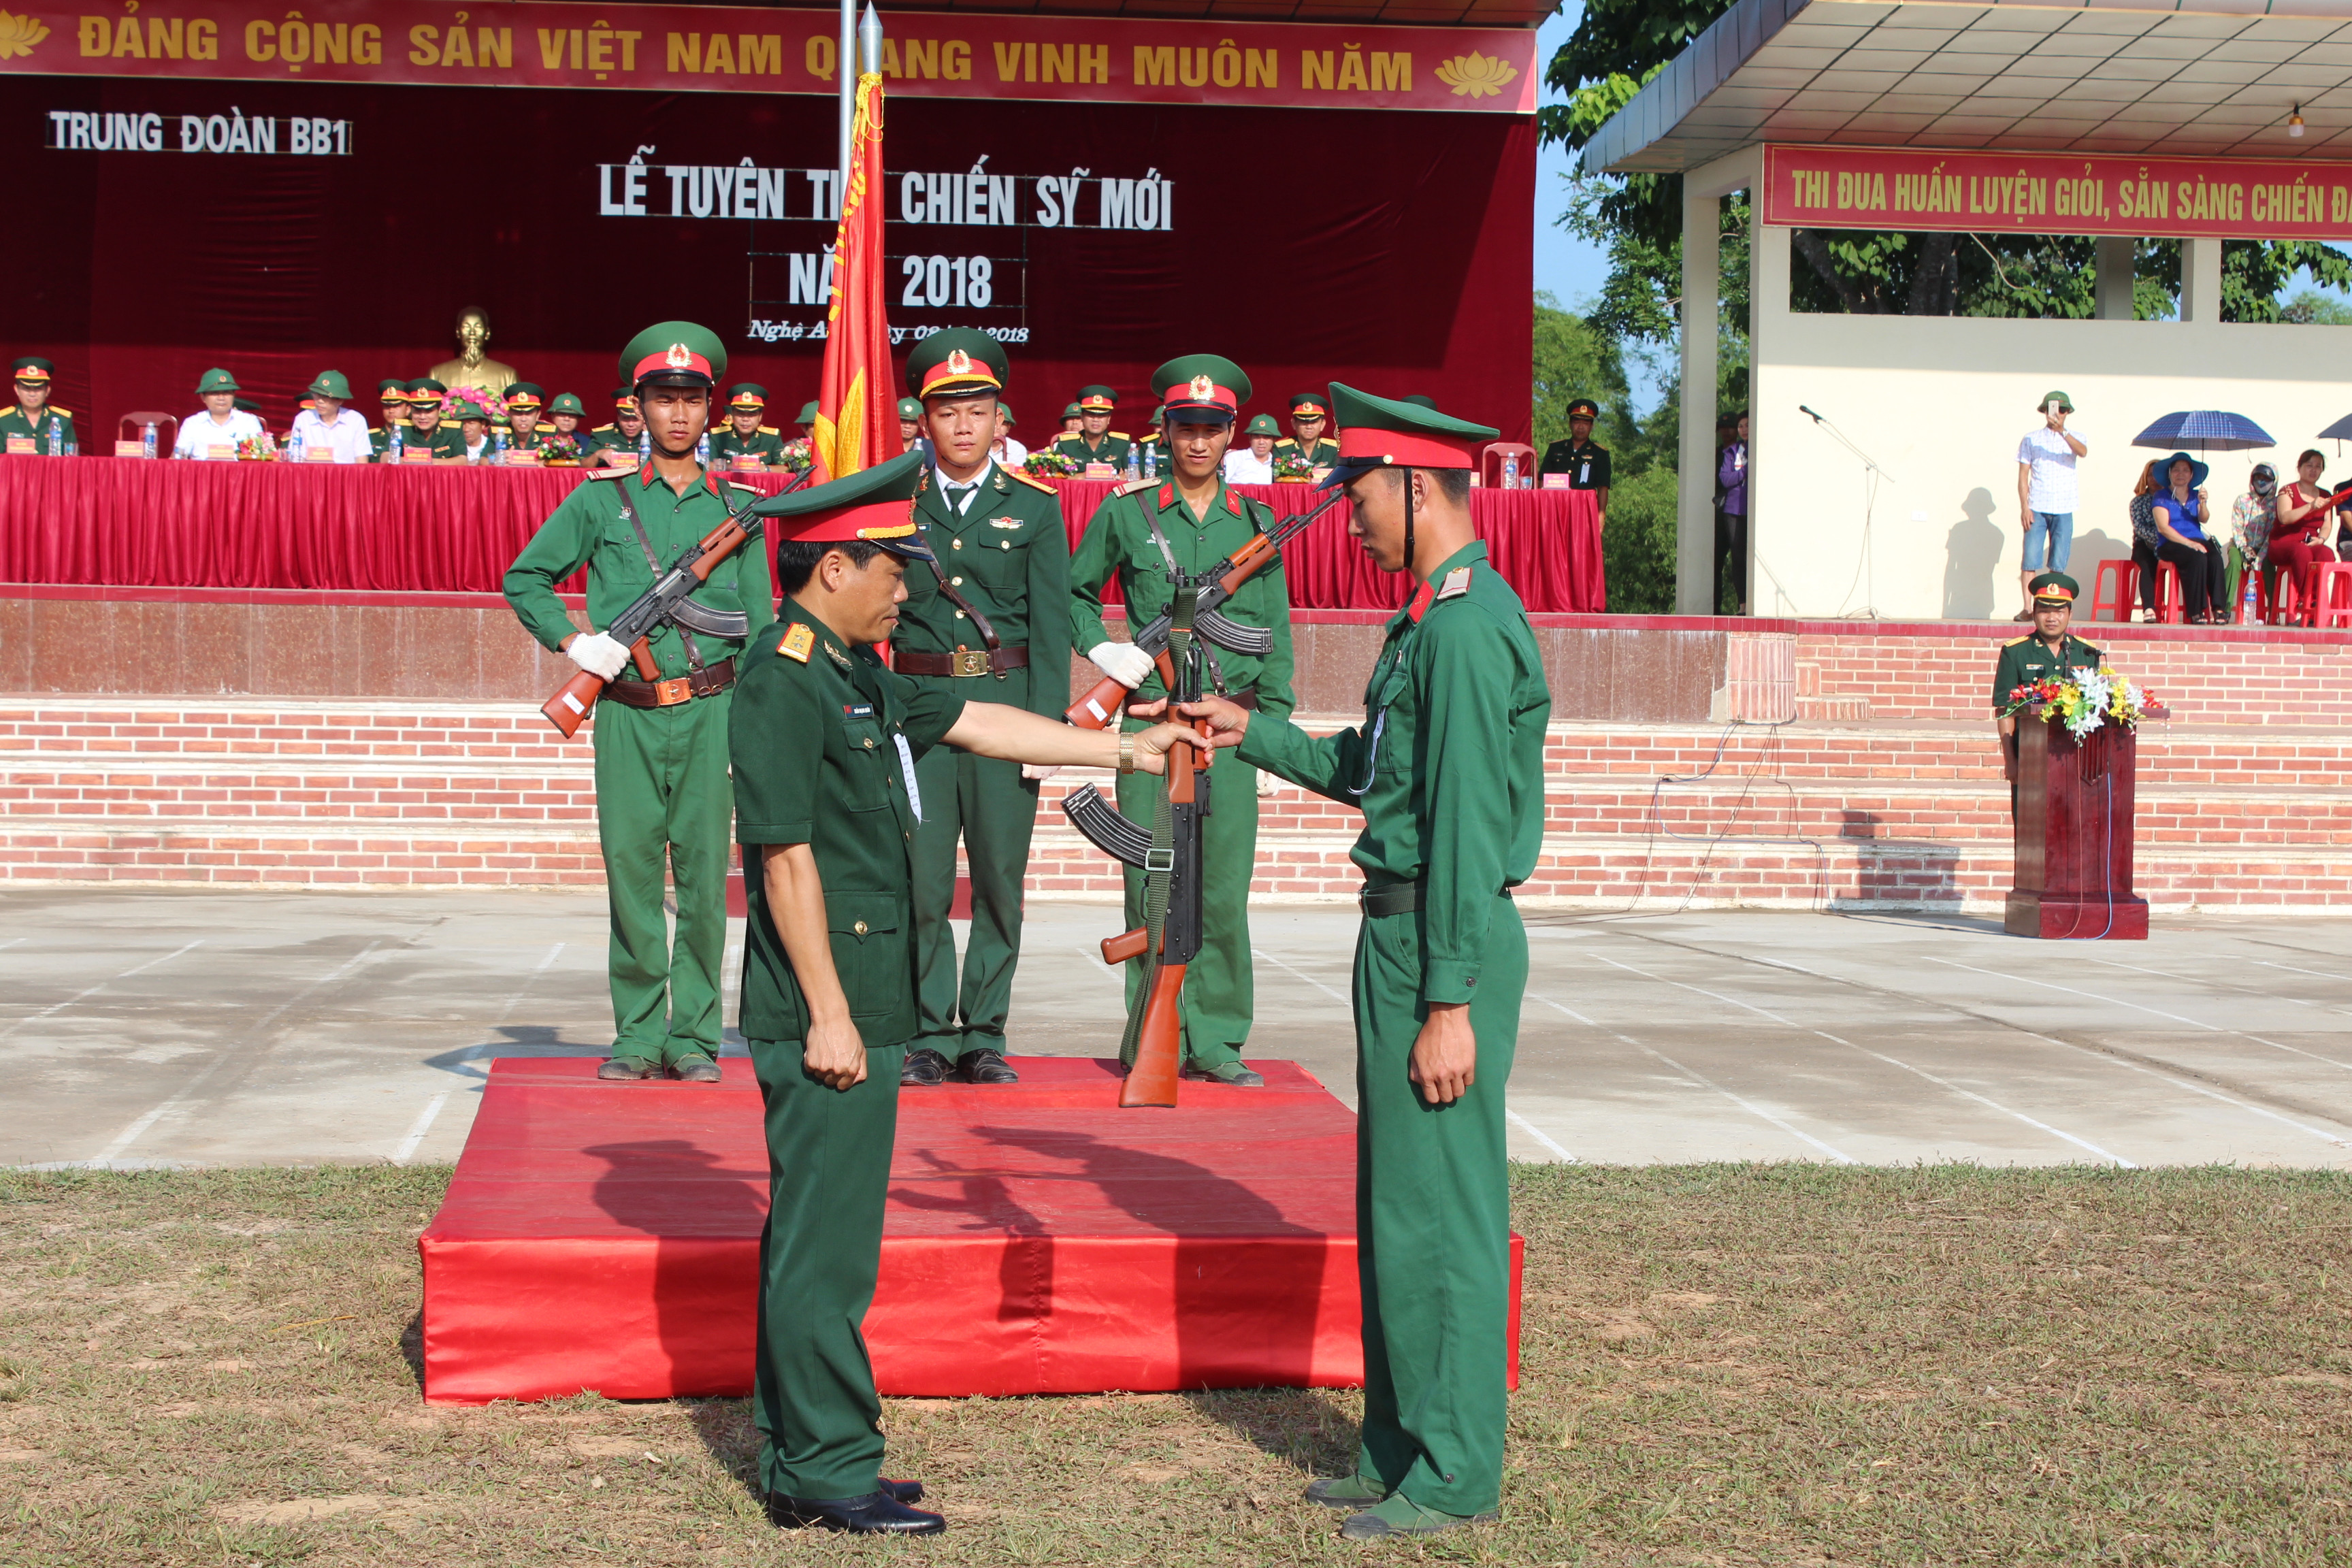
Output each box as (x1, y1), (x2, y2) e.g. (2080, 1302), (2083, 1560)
(1, 0), (1535, 114)
(1763, 144), (2352, 240)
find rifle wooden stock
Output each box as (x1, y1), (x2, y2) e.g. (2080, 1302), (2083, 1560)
(540, 669), (605, 738)
(1100, 927), (1148, 966)
(534, 513), (753, 738)
(1120, 961), (1186, 1107)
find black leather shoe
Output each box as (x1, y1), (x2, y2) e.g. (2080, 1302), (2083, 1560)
(900, 1048), (952, 1087)
(596, 1056), (659, 1081)
(670, 1055), (723, 1083)
(1183, 1061), (1265, 1087)
(766, 1490), (945, 1534)
(882, 1477), (924, 1505)
(960, 1049), (1019, 1085)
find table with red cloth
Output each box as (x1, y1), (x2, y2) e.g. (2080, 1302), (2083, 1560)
(0, 459), (1605, 612)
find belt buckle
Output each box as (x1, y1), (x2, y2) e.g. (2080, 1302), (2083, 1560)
(653, 675), (694, 706)
(951, 646), (990, 678)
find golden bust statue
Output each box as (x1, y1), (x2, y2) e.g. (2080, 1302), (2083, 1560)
(427, 306), (521, 394)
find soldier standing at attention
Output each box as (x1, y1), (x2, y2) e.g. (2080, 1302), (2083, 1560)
(1052, 384), (1130, 469)
(730, 451), (1201, 1535)
(1071, 355), (1294, 1086)
(1538, 397), (1612, 520)
(0, 359), (75, 453)
(713, 384), (788, 468)
(888, 331), (1072, 1088)
(503, 322), (772, 1084)
(1272, 391), (1340, 470)
(1179, 384), (1547, 1540)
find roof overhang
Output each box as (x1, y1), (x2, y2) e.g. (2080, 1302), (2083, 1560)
(1582, 0), (2352, 175)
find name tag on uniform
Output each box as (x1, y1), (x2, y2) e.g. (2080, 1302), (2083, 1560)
(894, 732), (923, 821)
(1576, 459), (1592, 485)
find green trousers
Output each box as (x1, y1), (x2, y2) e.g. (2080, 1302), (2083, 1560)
(748, 1036), (904, 1501)
(909, 669), (1041, 1061)
(1353, 892), (1525, 1518)
(591, 694), (733, 1066)
(1115, 741), (1259, 1069)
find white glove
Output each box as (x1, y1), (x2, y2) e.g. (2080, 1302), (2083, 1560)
(1089, 640), (1155, 690)
(1021, 764), (1062, 781)
(566, 631), (632, 681)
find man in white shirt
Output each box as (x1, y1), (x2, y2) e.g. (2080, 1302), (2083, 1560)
(1221, 413), (1280, 485)
(173, 368), (264, 459)
(288, 371), (373, 463)
(2014, 390), (2087, 621)
(989, 402), (1028, 468)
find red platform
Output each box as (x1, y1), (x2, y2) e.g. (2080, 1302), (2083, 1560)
(419, 1056), (1521, 1405)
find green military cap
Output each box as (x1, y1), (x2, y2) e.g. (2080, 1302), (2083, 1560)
(450, 398), (490, 423)
(408, 378), (447, 397)
(233, 397), (260, 413)
(608, 387), (638, 410)
(725, 382), (769, 411)
(1148, 407), (1165, 428)
(796, 399), (821, 425)
(195, 368), (240, 395)
(503, 382), (546, 408)
(2029, 571), (2080, 606)
(998, 404), (1016, 427)
(10, 357), (54, 383)
(1565, 397), (1600, 420)
(1288, 392), (1331, 419)
(1243, 413), (1281, 438)
(1319, 382), (1499, 489)
(747, 448), (935, 562)
(1075, 385), (1118, 411)
(2038, 389), (2074, 413)
(548, 392), (586, 416)
(1151, 355), (1250, 423)
(308, 370), (353, 400)
(376, 377), (406, 396)
(897, 396), (924, 421)
(1399, 393), (1439, 410)
(907, 328), (1008, 399)
(618, 321), (726, 390)
(1061, 402), (1082, 419)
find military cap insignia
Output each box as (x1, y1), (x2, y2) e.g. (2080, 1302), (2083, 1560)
(1188, 374), (1214, 401)
(665, 343), (693, 369)
(946, 349), (974, 376)
(780, 623), (814, 662)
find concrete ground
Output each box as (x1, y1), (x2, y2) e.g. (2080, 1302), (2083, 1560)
(3, 887), (2349, 1171)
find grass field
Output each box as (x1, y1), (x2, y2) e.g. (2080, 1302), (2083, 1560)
(2, 1163), (2349, 1566)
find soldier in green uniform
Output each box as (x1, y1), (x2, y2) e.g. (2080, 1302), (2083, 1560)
(713, 384), (789, 469)
(897, 395), (924, 455)
(368, 378), (410, 461)
(794, 399), (821, 440)
(501, 384), (549, 453)
(583, 389), (647, 469)
(397, 380), (463, 461)
(1052, 385), (1131, 469)
(1070, 355), (1295, 1085)
(541, 393), (589, 465)
(1272, 391), (1340, 470)
(1992, 571), (2102, 813)
(0, 358), (75, 454)
(1135, 406), (1166, 474)
(504, 323), (772, 1083)
(1057, 402), (1083, 440)
(889, 331), (1072, 1088)
(1539, 397), (1612, 518)
(730, 451), (1198, 1535)
(1181, 383), (1548, 1540)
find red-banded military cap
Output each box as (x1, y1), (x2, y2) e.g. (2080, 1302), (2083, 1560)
(609, 387), (640, 413)
(2029, 571), (2079, 604)
(1075, 384), (1118, 412)
(1152, 355), (1250, 423)
(726, 383), (768, 411)
(1319, 382), (1499, 489)
(10, 357), (53, 384)
(617, 321), (727, 391)
(908, 328), (1008, 400)
(746, 448), (934, 561)
(1288, 392), (1331, 419)
(1567, 397), (1601, 421)
(503, 382), (546, 408)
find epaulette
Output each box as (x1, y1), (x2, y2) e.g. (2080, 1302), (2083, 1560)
(1009, 468), (1058, 493)
(591, 423), (617, 434)
(1435, 565), (1473, 601)
(50, 406), (71, 417)
(728, 480), (760, 495)
(1114, 478), (1157, 497)
(1109, 430), (1130, 440)
(1271, 438), (1298, 451)
(2004, 634), (2031, 646)
(760, 425), (780, 435)
(779, 622), (814, 663)
(587, 466), (630, 481)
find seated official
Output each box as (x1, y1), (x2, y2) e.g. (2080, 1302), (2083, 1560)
(453, 400), (498, 464)
(586, 391), (648, 468)
(1539, 397), (1610, 519)
(991, 403), (1028, 468)
(2149, 451), (2225, 624)
(288, 372), (372, 463)
(174, 368), (264, 458)
(1222, 414), (1280, 485)
(1, 357), (76, 454)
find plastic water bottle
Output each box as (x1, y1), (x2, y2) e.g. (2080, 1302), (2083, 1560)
(1143, 443), (1157, 481)
(289, 425), (305, 463)
(389, 427), (403, 465)
(1502, 453), (1520, 489)
(696, 431), (710, 467)
(46, 414), (61, 455)
(141, 421), (157, 459)
(2244, 564), (2261, 621)
(1125, 444), (1140, 480)
(638, 430), (651, 460)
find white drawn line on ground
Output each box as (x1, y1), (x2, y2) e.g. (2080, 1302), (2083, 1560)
(0, 938), (25, 953)
(1506, 1109), (1578, 1162)
(2082, 952), (2352, 1035)
(1075, 943), (1122, 981)
(1529, 991), (1857, 1164)
(393, 1093), (451, 1165)
(0, 941), (203, 1043)
(2255, 957), (2352, 987)
(1588, 951), (1800, 1027)
(91, 942), (384, 1165)
(1252, 947), (1350, 1007)
(1811, 1030), (2134, 1168)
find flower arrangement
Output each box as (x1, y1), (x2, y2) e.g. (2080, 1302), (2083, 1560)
(536, 434), (582, 467)
(1271, 450), (1316, 483)
(2001, 665), (2161, 738)
(235, 433), (275, 461)
(1024, 449), (1081, 478)
(776, 437), (815, 474)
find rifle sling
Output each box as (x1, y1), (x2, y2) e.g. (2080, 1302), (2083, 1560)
(614, 472), (751, 674)
(921, 481), (1002, 651)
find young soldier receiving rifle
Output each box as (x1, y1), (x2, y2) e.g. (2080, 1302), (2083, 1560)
(730, 451), (1201, 1535)
(1179, 385), (1550, 1540)
(503, 322), (771, 1083)
(1071, 355), (1295, 1085)
(892, 330), (1072, 1088)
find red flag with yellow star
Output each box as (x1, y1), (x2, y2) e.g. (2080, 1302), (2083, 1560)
(813, 71), (896, 483)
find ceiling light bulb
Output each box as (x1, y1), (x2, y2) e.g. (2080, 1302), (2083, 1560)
(2290, 106), (2305, 137)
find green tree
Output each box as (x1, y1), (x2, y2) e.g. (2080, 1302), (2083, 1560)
(1532, 291), (1632, 456)
(2280, 287), (2352, 325)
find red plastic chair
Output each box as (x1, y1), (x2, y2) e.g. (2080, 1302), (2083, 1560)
(1479, 442), (1537, 489)
(2151, 561), (2185, 624)
(115, 411), (178, 457)
(2309, 560), (2352, 629)
(2091, 559), (2137, 623)
(2276, 560), (2339, 626)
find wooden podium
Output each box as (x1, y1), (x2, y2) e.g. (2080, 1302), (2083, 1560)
(2004, 713), (2149, 940)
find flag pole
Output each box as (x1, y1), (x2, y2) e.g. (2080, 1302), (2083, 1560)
(861, 3), (883, 75)
(836, 0), (854, 210)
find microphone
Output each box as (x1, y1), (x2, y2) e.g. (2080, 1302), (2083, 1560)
(1798, 405), (1824, 424)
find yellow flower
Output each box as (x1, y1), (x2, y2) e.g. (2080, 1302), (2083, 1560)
(1435, 51), (1518, 99)
(0, 10), (50, 59)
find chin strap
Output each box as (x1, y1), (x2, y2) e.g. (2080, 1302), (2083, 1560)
(1402, 466), (1416, 583)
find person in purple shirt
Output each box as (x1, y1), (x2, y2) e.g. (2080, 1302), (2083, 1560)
(1716, 412), (1748, 615)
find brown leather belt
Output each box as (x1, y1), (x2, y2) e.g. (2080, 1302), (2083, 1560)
(895, 645), (1030, 678)
(606, 658), (736, 708)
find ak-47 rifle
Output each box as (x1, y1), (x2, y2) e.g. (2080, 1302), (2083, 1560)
(538, 468), (808, 737)
(1064, 489), (1348, 729)
(1060, 572), (1216, 1107)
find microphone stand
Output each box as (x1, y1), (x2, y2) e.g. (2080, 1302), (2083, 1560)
(1798, 405), (1897, 619)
